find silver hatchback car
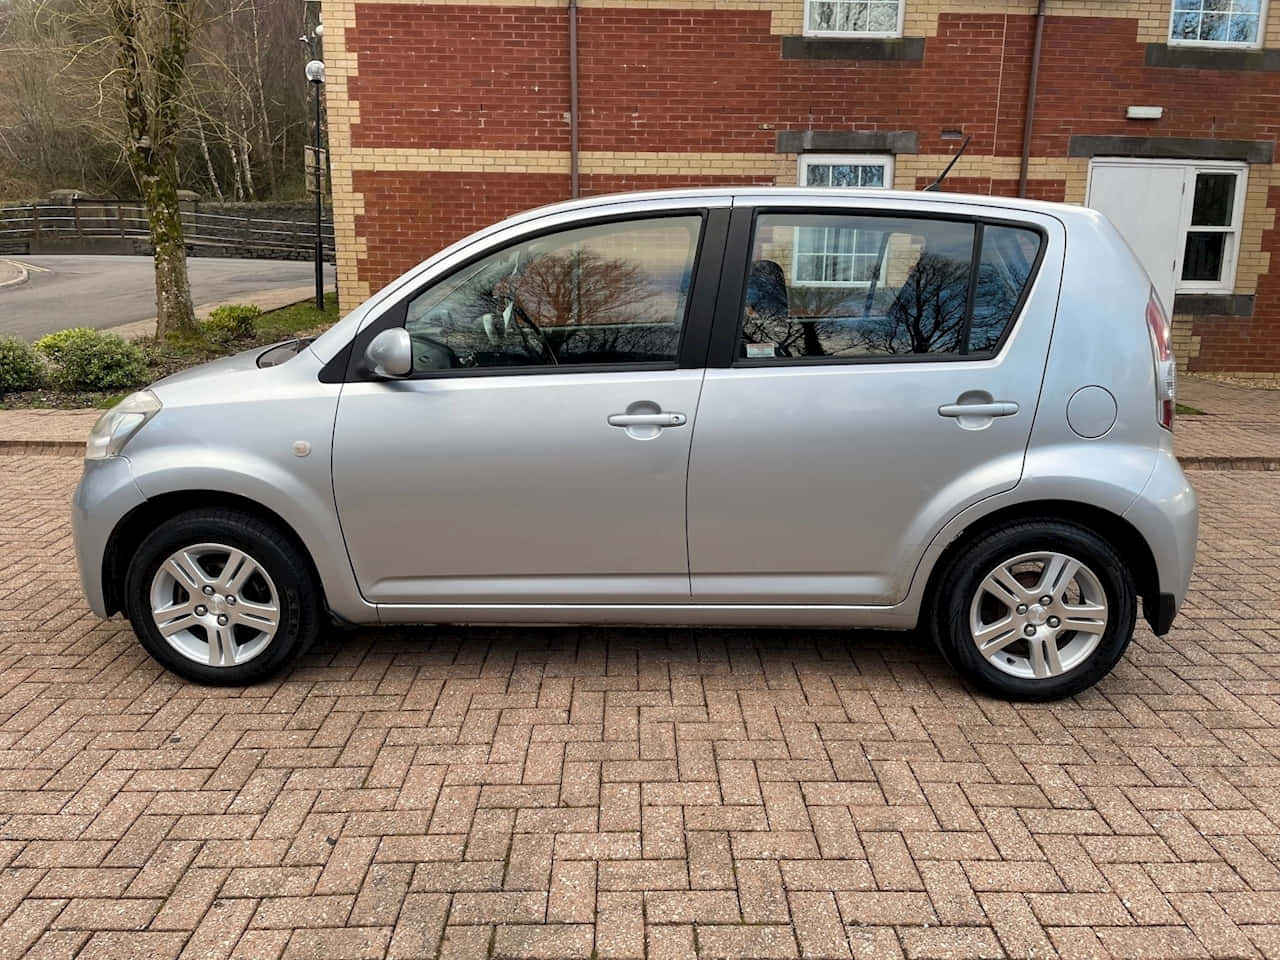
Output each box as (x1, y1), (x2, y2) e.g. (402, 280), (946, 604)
(73, 188), (1197, 700)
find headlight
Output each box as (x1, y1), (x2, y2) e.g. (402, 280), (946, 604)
(86, 390), (162, 460)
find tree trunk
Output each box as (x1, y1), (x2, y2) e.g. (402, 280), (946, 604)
(141, 156), (196, 338)
(196, 114), (224, 202)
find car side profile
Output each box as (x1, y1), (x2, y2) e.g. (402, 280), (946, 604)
(72, 188), (1197, 700)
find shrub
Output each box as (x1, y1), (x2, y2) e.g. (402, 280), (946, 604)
(35, 326), (96, 365)
(204, 304), (261, 343)
(50, 330), (148, 391)
(0, 336), (44, 393)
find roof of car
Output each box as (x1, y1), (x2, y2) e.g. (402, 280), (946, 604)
(514, 186), (1100, 225)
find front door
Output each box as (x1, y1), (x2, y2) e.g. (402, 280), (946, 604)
(687, 204), (1064, 605)
(332, 213), (710, 605)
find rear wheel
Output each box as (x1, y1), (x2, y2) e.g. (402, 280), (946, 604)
(123, 509), (322, 685)
(931, 521), (1136, 700)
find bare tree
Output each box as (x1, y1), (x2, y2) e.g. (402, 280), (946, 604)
(108, 0), (198, 336)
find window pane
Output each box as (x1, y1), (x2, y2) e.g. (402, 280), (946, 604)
(830, 164), (858, 187)
(1181, 231), (1227, 282)
(806, 164), (830, 186)
(1191, 172), (1236, 226)
(741, 214), (974, 359)
(807, 0), (899, 33)
(1228, 13), (1258, 41)
(1171, 10), (1201, 37)
(859, 165), (886, 187)
(406, 217), (700, 370)
(1199, 11), (1229, 39)
(968, 225), (1043, 354)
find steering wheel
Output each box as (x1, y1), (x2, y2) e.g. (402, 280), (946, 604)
(507, 300), (558, 365)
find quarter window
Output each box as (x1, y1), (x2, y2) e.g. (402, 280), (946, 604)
(403, 217), (701, 372)
(804, 0), (904, 37)
(1170, 0), (1266, 46)
(739, 213), (1041, 361)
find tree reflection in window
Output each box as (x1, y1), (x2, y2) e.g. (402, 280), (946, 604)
(405, 217), (701, 370)
(740, 215), (1039, 360)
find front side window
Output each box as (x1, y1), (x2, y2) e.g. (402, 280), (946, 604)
(740, 213), (1041, 361)
(1170, 0), (1266, 46)
(805, 0), (904, 36)
(404, 217), (701, 372)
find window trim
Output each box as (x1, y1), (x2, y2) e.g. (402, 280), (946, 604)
(715, 205), (1047, 369)
(793, 154), (894, 288)
(331, 209), (724, 383)
(1167, 0), (1268, 50)
(802, 0), (906, 39)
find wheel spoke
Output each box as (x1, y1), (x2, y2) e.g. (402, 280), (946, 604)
(219, 549), (257, 594)
(209, 624), (238, 667)
(157, 611), (200, 638)
(233, 600), (279, 632)
(165, 551), (209, 592)
(982, 567), (1028, 605)
(1061, 614), (1107, 635)
(974, 618), (1020, 655)
(1037, 555), (1079, 600)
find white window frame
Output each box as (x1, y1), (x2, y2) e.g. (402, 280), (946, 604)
(793, 154), (894, 288)
(802, 0), (905, 39)
(1167, 0), (1268, 49)
(1173, 160), (1249, 295)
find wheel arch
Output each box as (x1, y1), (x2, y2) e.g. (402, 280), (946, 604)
(920, 499), (1159, 632)
(102, 491), (328, 619)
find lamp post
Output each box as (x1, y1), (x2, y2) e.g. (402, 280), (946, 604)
(305, 57), (326, 310)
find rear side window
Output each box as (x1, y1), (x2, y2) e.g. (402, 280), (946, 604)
(739, 213), (1042, 361)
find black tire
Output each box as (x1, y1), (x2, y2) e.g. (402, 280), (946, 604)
(123, 509), (322, 685)
(930, 520), (1136, 701)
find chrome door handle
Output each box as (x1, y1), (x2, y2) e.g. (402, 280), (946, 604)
(938, 401), (1019, 418)
(608, 412), (687, 427)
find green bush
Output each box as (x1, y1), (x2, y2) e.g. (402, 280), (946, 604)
(204, 304), (261, 343)
(50, 330), (148, 391)
(34, 326), (96, 365)
(0, 336), (44, 393)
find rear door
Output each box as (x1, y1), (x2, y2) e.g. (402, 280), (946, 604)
(686, 197), (1065, 605)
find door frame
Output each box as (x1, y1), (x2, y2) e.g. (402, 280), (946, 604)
(323, 205), (731, 385)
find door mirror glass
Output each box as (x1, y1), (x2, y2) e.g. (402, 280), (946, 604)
(365, 327), (412, 378)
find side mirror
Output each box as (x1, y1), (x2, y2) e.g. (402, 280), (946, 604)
(365, 328), (412, 378)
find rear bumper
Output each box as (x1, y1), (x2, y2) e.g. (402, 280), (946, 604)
(1124, 445), (1198, 629)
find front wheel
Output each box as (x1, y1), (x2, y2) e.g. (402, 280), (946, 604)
(931, 521), (1137, 701)
(123, 509), (322, 685)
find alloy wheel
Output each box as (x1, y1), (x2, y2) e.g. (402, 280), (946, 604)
(149, 542), (280, 668)
(968, 550), (1109, 681)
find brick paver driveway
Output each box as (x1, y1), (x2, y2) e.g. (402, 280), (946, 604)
(1, 456), (1277, 960)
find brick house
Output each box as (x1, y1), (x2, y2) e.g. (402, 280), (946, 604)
(320, 0), (1280, 379)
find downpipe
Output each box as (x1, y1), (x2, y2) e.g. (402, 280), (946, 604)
(1018, 0), (1047, 198)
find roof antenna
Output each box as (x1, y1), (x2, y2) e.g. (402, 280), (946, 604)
(923, 134), (972, 192)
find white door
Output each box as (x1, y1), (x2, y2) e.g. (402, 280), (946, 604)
(1086, 160), (1186, 311)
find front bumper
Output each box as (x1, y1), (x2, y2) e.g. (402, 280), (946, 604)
(72, 457), (147, 618)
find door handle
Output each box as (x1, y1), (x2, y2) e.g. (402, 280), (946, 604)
(938, 401), (1019, 418)
(608, 412), (687, 427)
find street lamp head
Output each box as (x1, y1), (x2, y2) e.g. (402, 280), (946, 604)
(305, 59), (326, 84)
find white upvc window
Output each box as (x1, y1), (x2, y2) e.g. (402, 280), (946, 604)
(1169, 0), (1267, 48)
(803, 0), (905, 38)
(1176, 162), (1248, 294)
(794, 154), (893, 286)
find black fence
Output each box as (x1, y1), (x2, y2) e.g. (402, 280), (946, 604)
(0, 201), (335, 261)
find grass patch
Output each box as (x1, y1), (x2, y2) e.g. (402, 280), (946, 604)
(1175, 402), (1205, 416)
(0, 298), (341, 410)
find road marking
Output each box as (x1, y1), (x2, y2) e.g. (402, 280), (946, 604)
(4, 259), (50, 273)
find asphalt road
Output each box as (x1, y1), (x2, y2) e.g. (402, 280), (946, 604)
(0, 255), (336, 340)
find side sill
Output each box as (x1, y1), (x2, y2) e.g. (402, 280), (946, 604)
(374, 603), (917, 629)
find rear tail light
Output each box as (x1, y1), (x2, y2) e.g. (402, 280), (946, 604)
(1146, 289), (1175, 431)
